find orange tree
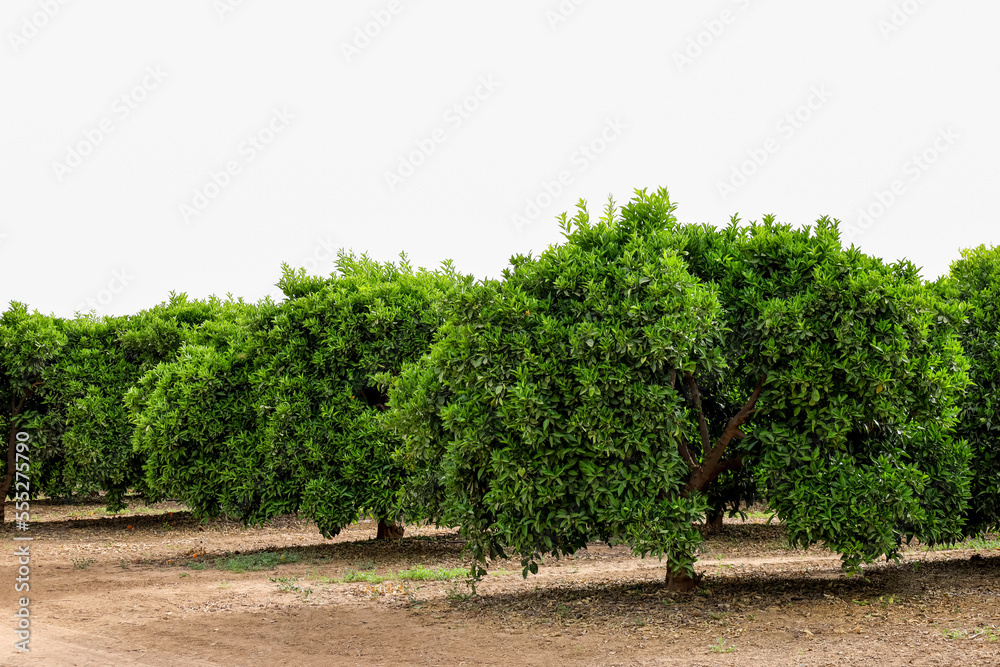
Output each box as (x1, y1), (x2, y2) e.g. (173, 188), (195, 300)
(31, 295), (223, 511)
(937, 244), (1000, 535)
(0, 303), (65, 522)
(129, 254), (465, 539)
(0, 295), (235, 520)
(387, 188), (972, 588)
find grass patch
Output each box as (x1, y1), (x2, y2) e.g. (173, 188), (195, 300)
(922, 533), (1000, 551)
(215, 551), (300, 573)
(339, 569), (389, 584)
(397, 566), (466, 582)
(333, 566), (466, 584)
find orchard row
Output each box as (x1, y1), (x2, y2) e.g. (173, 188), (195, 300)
(2, 188), (997, 588)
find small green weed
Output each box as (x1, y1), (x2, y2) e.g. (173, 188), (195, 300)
(445, 583), (475, 601)
(710, 638), (735, 653)
(269, 576), (314, 598)
(72, 557), (96, 570)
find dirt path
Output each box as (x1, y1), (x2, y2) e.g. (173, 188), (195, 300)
(2, 500), (998, 666)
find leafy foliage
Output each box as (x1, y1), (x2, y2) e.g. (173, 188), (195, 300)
(127, 297), (275, 513)
(389, 187), (973, 582)
(937, 244), (1000, 534)
(388, 192), (725, 582)
(671, 215), (971, 567)
(0, 303), (67, 510)
(129, 254), (463, 538)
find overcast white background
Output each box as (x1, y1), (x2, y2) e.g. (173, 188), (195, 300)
(1, 1), (997, 318)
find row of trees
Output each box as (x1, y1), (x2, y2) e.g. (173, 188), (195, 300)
(2, 188), (997, 588)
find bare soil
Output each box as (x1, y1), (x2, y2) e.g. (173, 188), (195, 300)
(2, 498), (998, 666)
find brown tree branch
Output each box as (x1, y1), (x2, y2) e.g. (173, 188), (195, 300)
(685, 376), (766, 494)
(684, 372), (712, 457)
(676, 436), (697, 472)
(700, 456), (745, 488)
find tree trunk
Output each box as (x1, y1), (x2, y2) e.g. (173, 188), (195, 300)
(1, 428), (14, 523)
(664, 566), (700, 592)
(1, 395), (28, 525)
(705, 507), (724, 532)
(376, 518), (405, 540)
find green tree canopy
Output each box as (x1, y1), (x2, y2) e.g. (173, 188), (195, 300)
(0, 303), (66, 519)
(388, 188), (973, 586)
(937, 244), (1000, 534)
(129, 254), (465, 539)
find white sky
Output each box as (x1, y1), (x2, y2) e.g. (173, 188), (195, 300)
(2, 1), (997, 317)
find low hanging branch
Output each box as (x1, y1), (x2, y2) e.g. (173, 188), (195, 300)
(679, 375), (766, 495)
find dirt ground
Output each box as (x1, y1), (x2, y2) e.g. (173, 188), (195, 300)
(1, 499), (998, 666)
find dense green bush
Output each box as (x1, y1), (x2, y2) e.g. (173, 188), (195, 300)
(388, 194), (726, 585)
(127, 296), (274, 512)
(26, 294), (228, 511)
(937, 244), (1000, 534)
(668, 209), (971, 565)
(388, 188), (973, 586)
(0, 294), (252, 520)
(129, 254), (464, 539)
(0, 303), (66, 519)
